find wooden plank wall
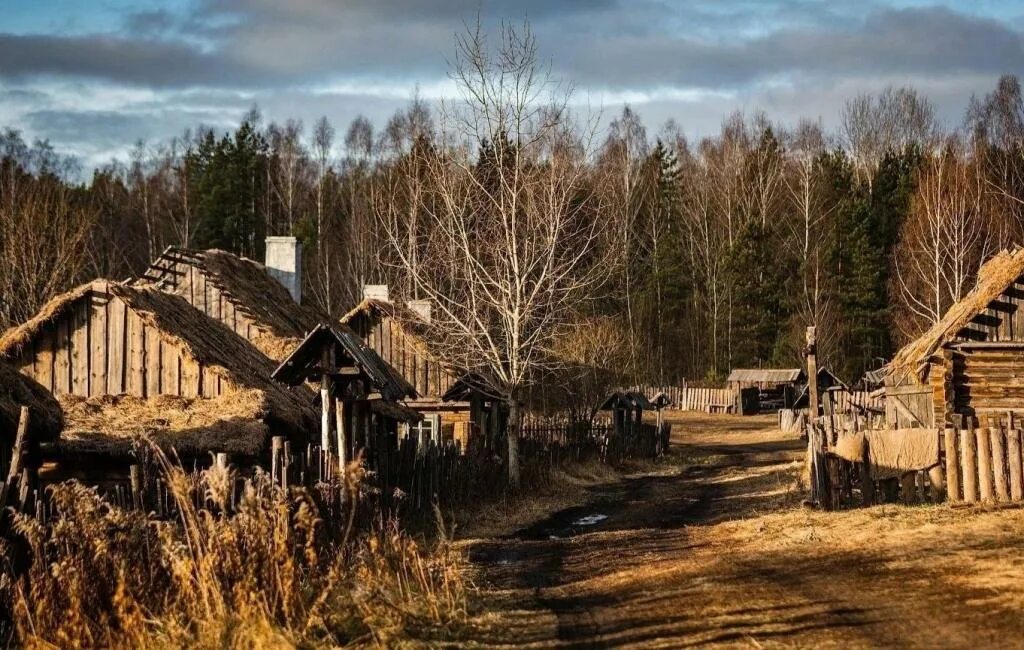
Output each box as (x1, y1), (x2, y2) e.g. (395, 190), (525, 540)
(953, 348), (1024, 415)
(357, 312), (458, 400)
(153, 259), (256, 343)
(14, 289), (225, 400)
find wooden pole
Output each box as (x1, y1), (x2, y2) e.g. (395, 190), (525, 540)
(283, 441), (292, 489)
(992, 427), (1009, 502)
(2, 407), (30, 508)
(271, 436), (284, 487)
(335, 398), (348, 476)
(977, 427), (995, 502)
(961, 421), (979, 503)
(1009, 428), (1024, 502)
(944, 427), (961, 502)
(129, 464), (142, 510)
(806, 327), (819, 422)
(320, 374), (333, 452)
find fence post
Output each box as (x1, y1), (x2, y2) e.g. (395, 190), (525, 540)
(2, 406), (30, 509)
(962, 421), (979, 503)
(1009, 427), (1024, 501)
(992, 427), (1009, 502)
(944, 427), (960, 502)
(271, 436), (284, 487)
(130, 464), (142, 510)
(977, 426), (994, 502)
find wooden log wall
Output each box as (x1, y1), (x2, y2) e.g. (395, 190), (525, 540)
(15, 290), (226, 399)
(353, 312), (458, 401)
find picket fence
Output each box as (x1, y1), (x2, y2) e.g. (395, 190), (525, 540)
(631, 385), (737, 413)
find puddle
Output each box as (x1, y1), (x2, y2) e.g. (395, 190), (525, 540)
(572, 514), (608, 527)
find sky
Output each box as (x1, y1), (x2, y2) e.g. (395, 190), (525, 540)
(2, 0), (1024, 170)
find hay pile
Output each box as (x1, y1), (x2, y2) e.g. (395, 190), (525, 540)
(0, 361), (62, 443)
(58, 390), (269, 457)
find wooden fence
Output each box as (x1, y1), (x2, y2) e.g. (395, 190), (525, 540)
(807, 412), (1024, 509)
(631, 385), (737, 413)
(11, 409), (671, 527)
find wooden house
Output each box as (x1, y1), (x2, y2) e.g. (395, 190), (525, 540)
(0, 280), (318, 462)
(886, 248), (1024, 428)
(137, 245), (325, 361)
(341, 294), (468, 443)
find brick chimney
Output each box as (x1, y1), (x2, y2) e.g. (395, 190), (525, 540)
(265, 236), (302, 303)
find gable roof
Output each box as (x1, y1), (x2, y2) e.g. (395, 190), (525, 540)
(272, 323), (417, 402)
(889, 247), (1024, 383)
(341, 298), (427, 331)
(727, 368), (804, 384)
(138, 247), (327, 360)
(0, 280), (317, 436)
(0, 360), (62, 443)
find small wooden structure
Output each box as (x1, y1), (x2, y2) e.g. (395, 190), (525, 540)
(342, 295), (468, 443)
(886, 247), (1024, 428)
(727, 368), (804, 410)
(599, 391), (654, 435)
(0, 280), (317, 464)
(138, 246), (327, 361)
(271, 324), (421, 473)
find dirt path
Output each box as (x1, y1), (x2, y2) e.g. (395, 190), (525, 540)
(439, 412), (1024, 648)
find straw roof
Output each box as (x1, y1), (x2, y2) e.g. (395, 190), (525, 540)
(0, 360), (62, 443)
(57, 391), (269, 457)
(0, 280), (317, 440)
(889, 247), (1024, 383)
(139, 247), (328, 360)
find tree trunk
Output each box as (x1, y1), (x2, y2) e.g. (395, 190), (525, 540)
(507, 399), (521, 489)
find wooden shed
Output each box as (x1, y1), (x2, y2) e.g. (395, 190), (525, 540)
(137, 246), (326, 361)
(727, 368), (804, 410)
(342, 296), (468, 443)
(887, 247), (1024, 428)
(0, 280), (317, 460)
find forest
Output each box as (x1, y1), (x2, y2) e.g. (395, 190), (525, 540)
(4, 72), (1024, 386)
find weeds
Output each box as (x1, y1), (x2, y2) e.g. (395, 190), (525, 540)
(1, 453), (466, 648)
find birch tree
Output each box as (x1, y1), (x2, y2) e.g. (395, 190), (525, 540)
(379, 20), (613, 488)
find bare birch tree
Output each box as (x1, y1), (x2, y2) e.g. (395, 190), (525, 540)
(378, 20), (613, 487)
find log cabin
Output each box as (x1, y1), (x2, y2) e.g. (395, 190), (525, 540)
(886, 247), (1024, 428)
(341, 287), (469, 444)
(136, 240), (324, 361)
(0, 279), (318, 463)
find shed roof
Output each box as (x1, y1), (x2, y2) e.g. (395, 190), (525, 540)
(889, 247), (1024, 383)
(727, 368), (804, 384)
(138, 247), (328, 360)
(0, 280), (317, 438)
(0, 360), (62, 444)
(598, 391), (655, 412)
(272, 323), (417, 402)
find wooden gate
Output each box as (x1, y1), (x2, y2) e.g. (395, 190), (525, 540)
(884, 385), (934, 429)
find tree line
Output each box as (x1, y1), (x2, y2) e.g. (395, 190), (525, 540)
(3, 57), (1024, 386)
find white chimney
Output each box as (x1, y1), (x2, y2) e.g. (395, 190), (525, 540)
(265, 236), (302, 303)
(363, 284), (390, 302)
(407, 299), (432, 323)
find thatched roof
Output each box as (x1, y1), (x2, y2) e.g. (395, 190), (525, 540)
(0, 361), (62, 443)
(0, 280), (317, 442)
(889, 247), (1024, 383)
(57, 392), (269, 457)
(139, 247), (328, 360)
(727, 368), (804, 384)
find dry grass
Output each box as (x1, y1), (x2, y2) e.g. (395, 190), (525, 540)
(58, 390), (270, 457)
(1, 451), (467, 648)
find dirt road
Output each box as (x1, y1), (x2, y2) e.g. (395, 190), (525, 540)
(442, 412), (1024, 648)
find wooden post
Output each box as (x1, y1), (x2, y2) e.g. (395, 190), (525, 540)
(320, 373), (333, 452)
(806, 327), (819, 421)
(335, 398), (348, 476)
(944, 427), (961, 502)
(2, 406), (30, 508)
(271, 436), (285, 487)
(283, 441), (292, 489)
(928, 465), (944, 503)
(992, 427), (1010, 502)
(1009, 428), (1024, 501)
(962, 422), (979, 503)
(900, 473), (917, 503)
(129, 464), (142, 510)
(977, 427), (994, 502)
(215, 453), (228, 471)
(809, 424), (830, 507)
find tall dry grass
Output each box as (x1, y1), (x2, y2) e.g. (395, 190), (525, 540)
(0, 453), (466, 648)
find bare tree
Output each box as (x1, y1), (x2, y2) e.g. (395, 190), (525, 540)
(378, 20), (613, 487)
